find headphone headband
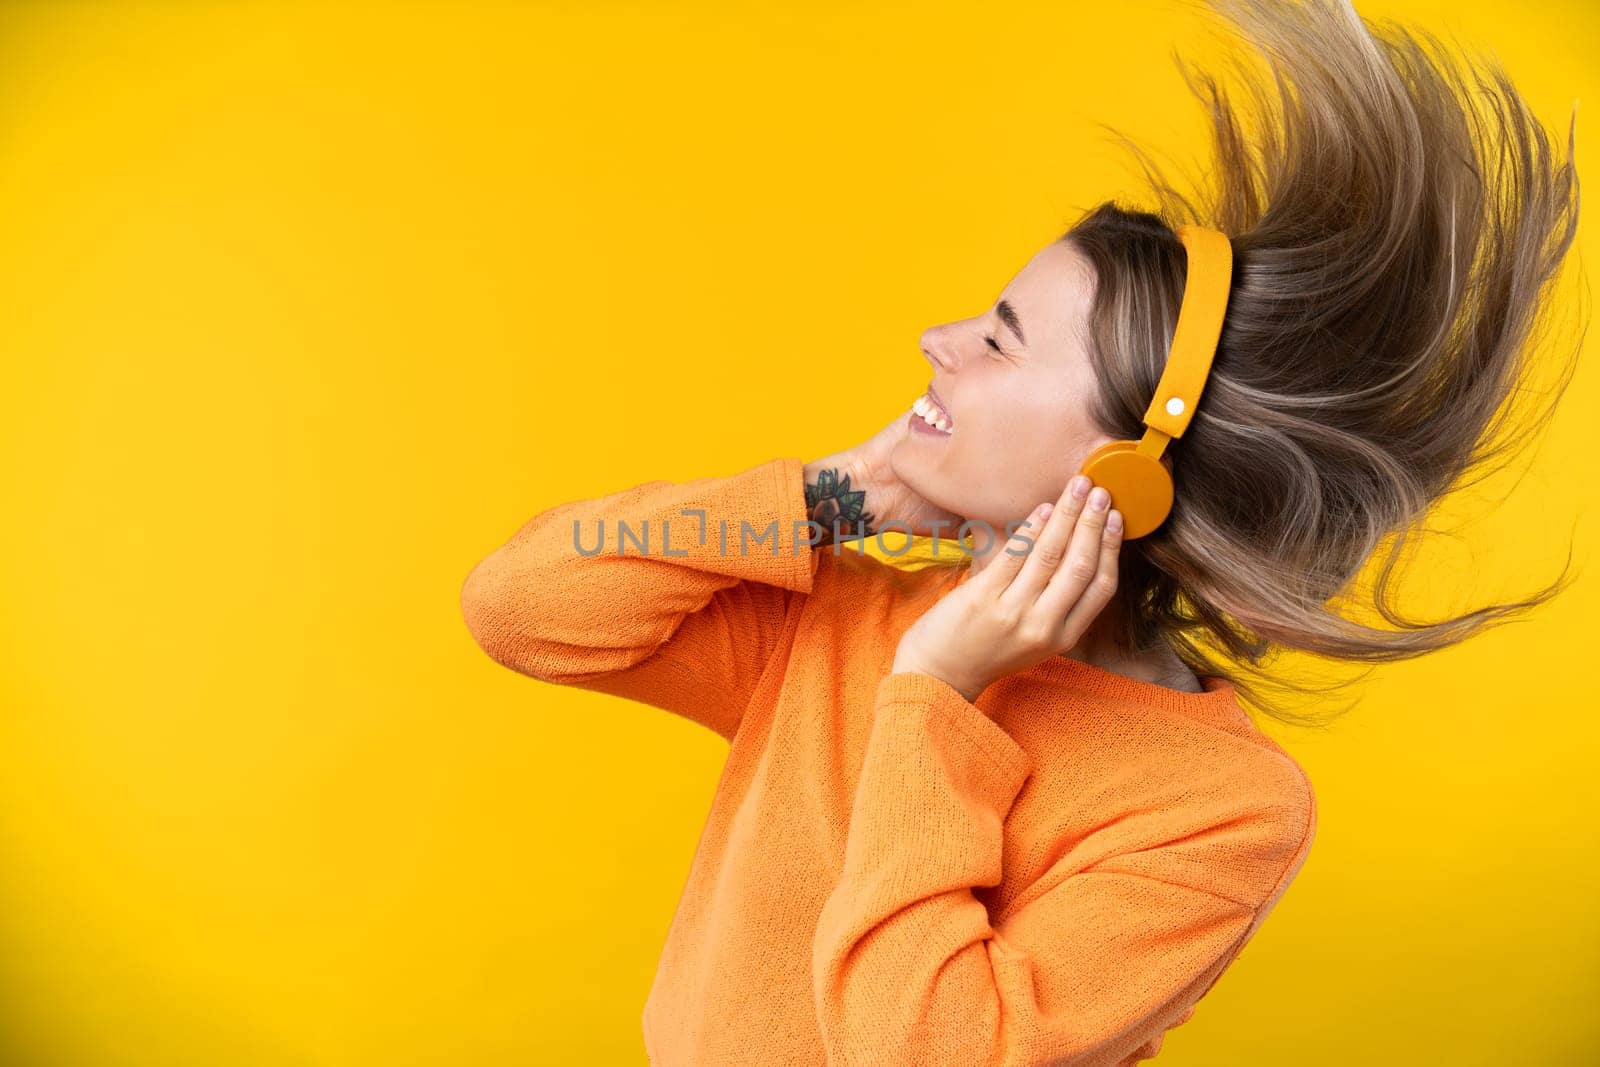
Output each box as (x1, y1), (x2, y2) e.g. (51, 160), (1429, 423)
(1076, 223), (1232, 539)
(1135, 225), (1233, 460)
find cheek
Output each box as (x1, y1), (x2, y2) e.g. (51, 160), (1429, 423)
(951, 393), (1086, 500)
(960, 389), (1081, 463)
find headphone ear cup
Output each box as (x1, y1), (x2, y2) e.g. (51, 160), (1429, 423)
(1079, 440), (1175, 540)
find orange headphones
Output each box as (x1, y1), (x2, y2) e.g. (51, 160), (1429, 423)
(1079, 224), (1232, 540)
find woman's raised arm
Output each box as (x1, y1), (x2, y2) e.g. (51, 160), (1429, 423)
(458, 441), (935, 741)
(460, 456), (820, 740)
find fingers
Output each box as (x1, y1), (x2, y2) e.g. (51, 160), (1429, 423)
(1038, 488), (1123, 629)
(977, 501), (1054, 591)
(1000, 474), (1094, 607)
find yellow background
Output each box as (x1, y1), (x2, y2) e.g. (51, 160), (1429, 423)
(2, 1), (1596, 1063)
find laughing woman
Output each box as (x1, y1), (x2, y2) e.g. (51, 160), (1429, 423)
(460, 0), (1581, 1062)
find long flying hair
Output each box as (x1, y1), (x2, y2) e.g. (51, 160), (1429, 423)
(1060, 0), (1584, 724)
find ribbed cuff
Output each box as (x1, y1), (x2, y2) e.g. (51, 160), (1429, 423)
(771, 456), (825, 589)
(874, 671), (1034, 803)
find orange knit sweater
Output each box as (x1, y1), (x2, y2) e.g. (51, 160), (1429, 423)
(460, 456), (1316, 1066)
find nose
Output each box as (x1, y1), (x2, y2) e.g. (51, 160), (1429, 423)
(919, 325), (960, 372)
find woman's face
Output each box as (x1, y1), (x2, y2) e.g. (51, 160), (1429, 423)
(891, 237), (1118, 531)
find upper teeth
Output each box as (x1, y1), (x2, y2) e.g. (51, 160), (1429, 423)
(912, 394), (952, 433)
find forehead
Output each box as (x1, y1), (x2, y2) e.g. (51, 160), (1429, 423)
(997, 239), (1096, 354)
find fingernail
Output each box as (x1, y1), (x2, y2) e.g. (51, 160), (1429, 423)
(1107, 509), (1123, 533)
(1071, 476), (1090, 499)
(1039, 502), (1054, 520)
(1089, 487), (1110, 510)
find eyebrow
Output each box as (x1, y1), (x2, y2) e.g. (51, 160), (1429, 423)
(995, 299), (1028, 348)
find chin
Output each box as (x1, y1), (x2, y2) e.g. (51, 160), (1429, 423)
(888, 445), (970, 520)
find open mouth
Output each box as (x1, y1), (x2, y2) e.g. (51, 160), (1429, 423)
(910, 388), (953, 435)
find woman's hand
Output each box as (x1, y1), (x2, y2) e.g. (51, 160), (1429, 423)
(890, 475), (1124, 704)
(805, 411), (964, 539)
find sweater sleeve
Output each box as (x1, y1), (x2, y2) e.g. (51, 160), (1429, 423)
(811, 671), (1286, 1067)
(459, 456), (822, 742)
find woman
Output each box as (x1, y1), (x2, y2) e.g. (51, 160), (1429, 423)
(460, 0), (1581, 1062)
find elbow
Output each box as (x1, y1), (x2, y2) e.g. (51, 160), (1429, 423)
(460, 553), (522, 669)
(460, 535), (649, 682)
(460, 549), (596, 680)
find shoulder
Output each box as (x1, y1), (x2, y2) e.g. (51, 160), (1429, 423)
(1227, 722), (1317, 896)
(1074, 727), (1317, 913)
(1229, 741), (1317, 909)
